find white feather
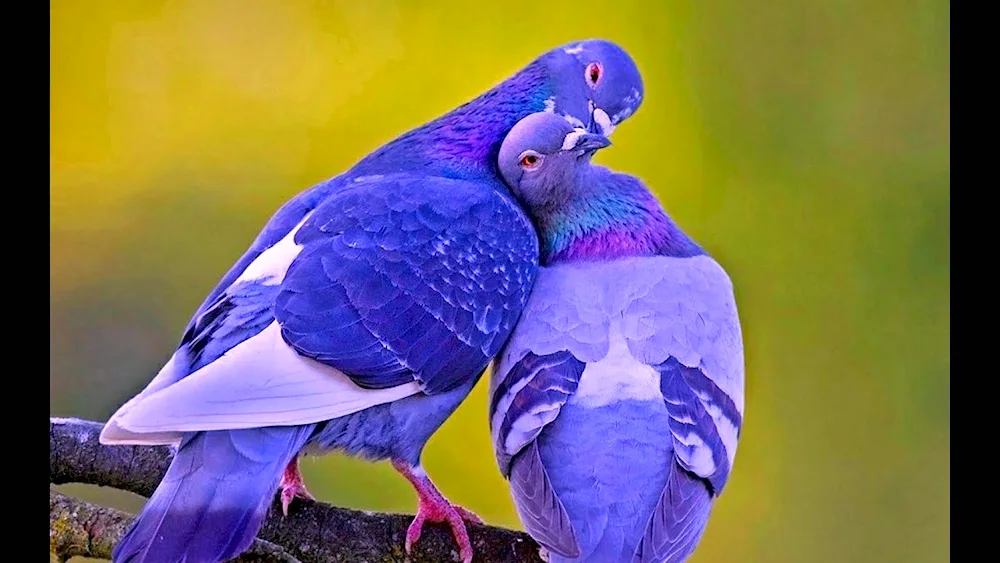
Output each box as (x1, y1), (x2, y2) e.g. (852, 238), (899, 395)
(674, 431), (716, 477)
(102, 216), (312, 446)
(100, 353), (189, 445)
(568, 320), (662, 408)
(503, 402), (561, 455)
(490, 353), (537, 447)
(234, 216), (310, 285)
(701, 397), (740, 470)
(101, 322), (421, 445)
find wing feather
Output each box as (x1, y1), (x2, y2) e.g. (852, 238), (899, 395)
(106, 322), (420, 444)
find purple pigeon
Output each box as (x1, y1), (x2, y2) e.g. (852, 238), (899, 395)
(99, 41), (644, 563)
(489, 112), (745, 562)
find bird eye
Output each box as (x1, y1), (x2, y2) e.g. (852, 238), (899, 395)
(519, 151), (542, 169)
(585, 62), (603, 88)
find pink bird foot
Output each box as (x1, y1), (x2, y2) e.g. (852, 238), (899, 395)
(280, 456), (316, 516)
(392, 460), (482, 563)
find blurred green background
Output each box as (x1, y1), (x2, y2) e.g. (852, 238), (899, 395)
(50, 1), (949, 561)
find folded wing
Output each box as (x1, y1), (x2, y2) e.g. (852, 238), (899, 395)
(489, 350), (586, 558)
(631, 255), (745, 561)
(103, 173), (538, 445)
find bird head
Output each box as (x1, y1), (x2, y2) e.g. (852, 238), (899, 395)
(498, 111), (611, 210)
(538, 39), (645, 137)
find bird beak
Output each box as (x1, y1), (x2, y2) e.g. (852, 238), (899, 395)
(564, 131), (612, 153)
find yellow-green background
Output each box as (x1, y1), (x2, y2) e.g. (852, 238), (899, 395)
(50, 1), (950, 561)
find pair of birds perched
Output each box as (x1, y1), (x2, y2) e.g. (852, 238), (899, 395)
(99, 38), (744, 563)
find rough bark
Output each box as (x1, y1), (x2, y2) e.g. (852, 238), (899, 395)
(50, 490), (301, 563)
(50, 417), (544, 563)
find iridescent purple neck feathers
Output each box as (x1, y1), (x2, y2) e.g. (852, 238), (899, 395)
(349, 61), (551, 180)
(538, 167), (704, 265)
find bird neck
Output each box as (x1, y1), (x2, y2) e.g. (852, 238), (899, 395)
(348, 60), (553, 181)
(538, 168), (705, 265)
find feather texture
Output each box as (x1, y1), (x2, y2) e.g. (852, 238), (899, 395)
(490, 255), (744, 562)
(100, 39), (646, 563)
(276, 173), (538, 394)
(111, 426), (315, 563)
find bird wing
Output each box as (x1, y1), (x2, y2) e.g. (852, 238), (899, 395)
(101, 182), (338, 445)
(628, 255), (745, 562)
(489, 349), (586, 558)
(487, 262), (608, 558)
(102, 173), (537, 444)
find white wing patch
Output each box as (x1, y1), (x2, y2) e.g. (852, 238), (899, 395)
(673, 430), (716, 477)
(234, 215), (310, 286)
(568, 320), (662, 408)
(101, 353), (189, 445)
(100, 322), (421, 446)
(699, 393), (740, 470)
(503, 401), (562, 455)
(489, 353), (537, 452)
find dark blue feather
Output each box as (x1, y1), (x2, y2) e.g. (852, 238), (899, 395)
(491, 351), (587, 559)
(631, 460), (713, 563)
(112, 425), (315, 563)
(509, 441), (581, 558)
(180, 181), (341, 342)
(491, 350), (586, 476)
(275, 173), (538, 394)
(182, 281), (281, 373)
(656, 357), (741, 495)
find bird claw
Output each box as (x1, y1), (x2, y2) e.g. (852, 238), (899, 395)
(279, 457), (315, 516)
(404, 497), (479, 563)
(280, 480), (316, 517)
(392, 460), (480, 563)
(453, 505), (484, 526)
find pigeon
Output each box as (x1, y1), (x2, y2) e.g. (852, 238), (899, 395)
(100, 40), (645, 563)
(489, 112), (744, 562)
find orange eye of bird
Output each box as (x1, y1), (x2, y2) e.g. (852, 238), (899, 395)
(520, 154), (539, 167)
(586, 62), (603, 88)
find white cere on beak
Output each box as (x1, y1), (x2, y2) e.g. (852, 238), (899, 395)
(561, 128), (590, 150)
(593, 108), (616, 136)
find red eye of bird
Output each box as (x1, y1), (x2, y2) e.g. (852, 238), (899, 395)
(586, 62), (603, 88)
(520, 154), (539, 167)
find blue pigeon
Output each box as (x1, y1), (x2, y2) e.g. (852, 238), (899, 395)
(99, 41), (644, 563)
(488, 112), (745, 563)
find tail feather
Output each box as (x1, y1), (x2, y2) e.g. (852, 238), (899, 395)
(113, 425), (315, 563)
(631, 461), (713, 563)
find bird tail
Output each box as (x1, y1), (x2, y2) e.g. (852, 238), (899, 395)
(112, 424), (315, 563)
(630, 461), (714, 563)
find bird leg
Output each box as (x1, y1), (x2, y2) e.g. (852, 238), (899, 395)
(279, 456), (316, 516)
(391, 459), (483, 563)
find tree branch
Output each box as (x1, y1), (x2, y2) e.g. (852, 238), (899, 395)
(50, 490), (302, 563)
(49, 418), (543, 563)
